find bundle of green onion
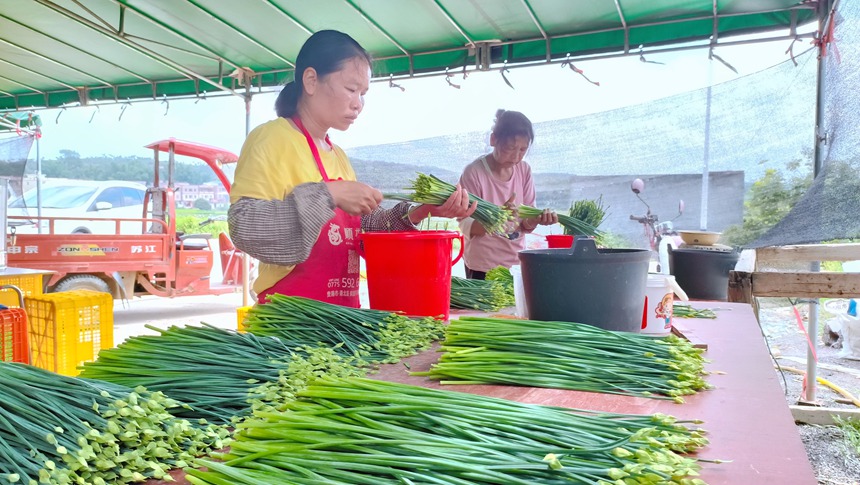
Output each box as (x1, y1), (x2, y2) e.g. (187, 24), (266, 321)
(0, 362), (228, 485)
(245, 295), (444, 363)
(674, 304), (717, 319)
(78, 324), (366, 424)
(386, 173), (512, 234)
(565, 195), (608, 236)
(486, 265), (514, 288)
(450, 275), (515, 311)
(186, 377), (711, 485)
(414, 316), (711, 402)
(519, 204), (601, 237)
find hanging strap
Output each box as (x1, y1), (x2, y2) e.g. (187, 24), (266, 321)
(292, 116), (333, 181)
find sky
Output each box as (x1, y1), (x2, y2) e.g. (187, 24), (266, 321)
(24, 31), (816, 162)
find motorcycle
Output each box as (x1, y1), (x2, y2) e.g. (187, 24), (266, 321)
(628, 178), (684, 273)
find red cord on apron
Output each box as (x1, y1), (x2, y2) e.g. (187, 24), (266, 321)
(257, 117), (362, 307)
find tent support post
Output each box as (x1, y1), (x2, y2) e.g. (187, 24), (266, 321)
(35, 131), (42, 233)
(803, 0), (837, 405)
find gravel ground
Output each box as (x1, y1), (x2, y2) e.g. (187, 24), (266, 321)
(758, 299), (860, 485)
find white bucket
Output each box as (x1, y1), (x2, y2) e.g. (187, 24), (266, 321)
(510, 264), (529, 319)
(642, 273), (688, 334)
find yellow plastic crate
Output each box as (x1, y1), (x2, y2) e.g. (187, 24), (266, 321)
(237, 305), (253, 333)
(0, 273), (44, 307)
(25, 290), (114, 376)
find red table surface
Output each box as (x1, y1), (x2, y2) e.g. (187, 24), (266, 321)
(152, 301), (817, 485)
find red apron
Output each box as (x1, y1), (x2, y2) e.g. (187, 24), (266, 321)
(258, 118), (361, 307)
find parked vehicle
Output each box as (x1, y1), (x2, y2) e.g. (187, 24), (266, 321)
(6, 139), (249, 298)
(8, 180), (147, 234)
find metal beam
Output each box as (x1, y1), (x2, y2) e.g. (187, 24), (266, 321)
(260, 0), (312, 35)
(344, 0), (411, 56)
(519, 0), (550, 61)
(0, 58), (78, 91)
(0, 12), (150, 83)
(33, 0), (235, 96)
(432, 0), (475, 47)
(183, 0), (294, 67)
(0, 6), (817, 112)
(711, 0), (719, 44)
(109, 0), (244, 69)
(0, 73), (44, 93)
(0, 36), (113, 87)
(614, 0), (629, 53)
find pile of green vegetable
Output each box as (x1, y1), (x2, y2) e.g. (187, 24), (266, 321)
(520, 203), (601, 237)
(78, 324), (366, 424)
(244, 295), (444, 362)
(486, 265), (514, 288)
(565, 196), (608, 236)
(414, 316), (711, 402)
(387, 173), (512, 234)
(450, 275), (515, 311)
(388, 173), (603, 237)
(673, 304), (717, 319)
(0, 362), (228, 485)
(186, 377), (710, 485)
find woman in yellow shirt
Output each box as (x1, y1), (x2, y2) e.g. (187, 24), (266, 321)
(229, 30), (475, 306)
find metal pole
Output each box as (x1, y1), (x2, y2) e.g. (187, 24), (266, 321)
(241, 85), (252, 306)
(35, 131), (42, 234)
(700, 83), (711, 231)
(804, 0), (835, 404)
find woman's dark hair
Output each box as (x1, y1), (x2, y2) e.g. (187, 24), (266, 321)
(275, 30), (371, 118)
(491, 109), (534, 144)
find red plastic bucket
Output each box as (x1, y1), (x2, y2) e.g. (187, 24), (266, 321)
(359, 231), (463, 319)
(545, 234), (574, 248)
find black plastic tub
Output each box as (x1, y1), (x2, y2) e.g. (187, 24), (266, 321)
(518, 238), (650, 332)
(668, 247), (740, 301)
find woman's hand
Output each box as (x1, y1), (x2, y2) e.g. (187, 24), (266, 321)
(326, 180), (383, 216)
(432, 183), (478, 218)
(536, 208), (559, 226)
(409, 184), (478, 223)
(522, 208), (558, 231)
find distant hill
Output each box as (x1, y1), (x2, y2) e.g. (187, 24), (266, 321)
(351, 158), (457, 193)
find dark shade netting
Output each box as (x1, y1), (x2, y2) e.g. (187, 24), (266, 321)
(749, 2), (860, 248)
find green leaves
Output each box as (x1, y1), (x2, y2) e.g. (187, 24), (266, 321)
(186, 377), (710, 485)
(450, 276), (514, 311)
(0, 362), (227, 485)
(387, 173), (513, 234)
(416, 316), (710, 400)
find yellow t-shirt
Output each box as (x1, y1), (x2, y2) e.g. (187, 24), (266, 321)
(230, 117), (356, 294)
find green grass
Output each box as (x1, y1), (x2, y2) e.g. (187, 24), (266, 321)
(175, 210), (228, 238)
(835, 417), (860, 456)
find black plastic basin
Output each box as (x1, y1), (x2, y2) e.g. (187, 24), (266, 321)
(518, 238), (650, 332)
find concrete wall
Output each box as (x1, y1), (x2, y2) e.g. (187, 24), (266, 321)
(534, 171), (745, 247)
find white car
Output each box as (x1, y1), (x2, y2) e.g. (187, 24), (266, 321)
(7, 180), (148, 234)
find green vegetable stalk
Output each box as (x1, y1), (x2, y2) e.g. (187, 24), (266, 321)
(673, 304), (717, 319)
(450, 276), (514, 311)
(78, 324), (367, 424)
(385, 173), (513, 234)
(414, 316), (711, 402)
(186, 377), (712, 485)
(244, 295), (445, 363)
(564, 195), (608, 236)
(0, 362), (228, 485)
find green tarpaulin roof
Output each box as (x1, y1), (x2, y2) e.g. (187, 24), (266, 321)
(0, 0), (817, 111)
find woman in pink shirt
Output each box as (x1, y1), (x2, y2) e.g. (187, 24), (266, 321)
(458, 110), (558, 279)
